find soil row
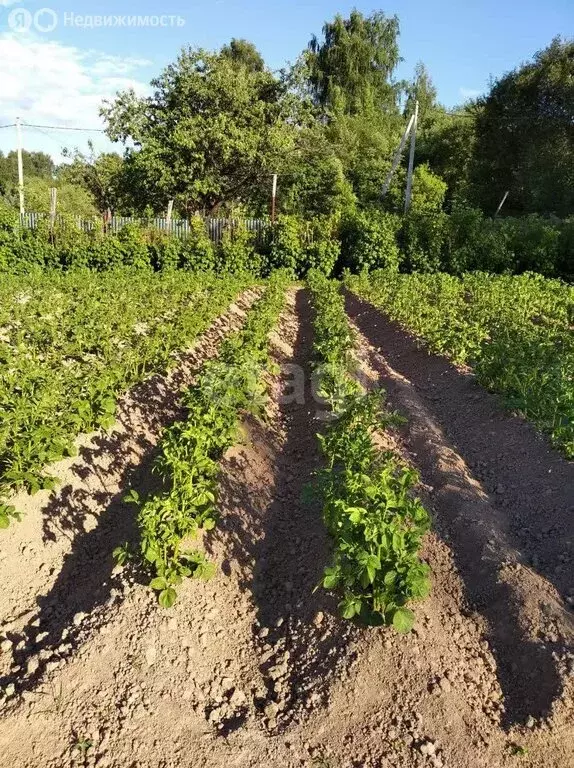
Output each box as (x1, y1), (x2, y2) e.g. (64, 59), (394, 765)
(0, 288), (572, 768)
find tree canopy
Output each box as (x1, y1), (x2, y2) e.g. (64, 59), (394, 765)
(2, 14), (569, 225)
(306, 10), (401, 115)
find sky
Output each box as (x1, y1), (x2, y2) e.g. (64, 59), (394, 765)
(0, 0), (572, 161)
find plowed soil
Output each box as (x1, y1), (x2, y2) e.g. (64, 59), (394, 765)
(0, 288), (572, 768)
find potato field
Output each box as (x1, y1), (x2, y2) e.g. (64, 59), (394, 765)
(0, 267), (572, 768)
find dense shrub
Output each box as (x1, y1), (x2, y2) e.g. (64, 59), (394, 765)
(115, 224), (151, 269)
(267, 215), (305, 277)
(340, 209), (401, 273)
(148, 232), (181, 271)
(0, 205), (570, 280)
(180, 217), (216, 271)
(217, 221), (259, 274)
(502, 215), (561, 275)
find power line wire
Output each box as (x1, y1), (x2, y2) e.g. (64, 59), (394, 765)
(22, 122), (107, 133)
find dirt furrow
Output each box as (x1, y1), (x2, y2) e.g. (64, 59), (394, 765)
(0, 288), (261, 701)
(344, 291), (574, 762)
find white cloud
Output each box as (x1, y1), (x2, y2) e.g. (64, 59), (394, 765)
(0, 31), (150, 159)
(0, 0), (22, 7)
(459, 87), (482, 101)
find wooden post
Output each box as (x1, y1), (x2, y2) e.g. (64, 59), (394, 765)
(166, 199), (174, 231)
(271, 174), (278, 223)
(494, 190), (509, 218)
(404, 100), (419, 213)
(49, 187), (57, 227)
(16, 117), (25, 216)
(382, 113), (415, 198)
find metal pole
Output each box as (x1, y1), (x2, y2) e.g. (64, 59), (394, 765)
(16, 117), (25, 216)
(404, 100), (419, 213)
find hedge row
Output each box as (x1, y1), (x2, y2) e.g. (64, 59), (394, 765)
(0, 212), (340, 278)
(1, 202), (572, 279)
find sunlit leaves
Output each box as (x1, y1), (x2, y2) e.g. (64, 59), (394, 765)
(0, 270), (248, 527)
(121, 273), (289, 606)
(308, 271), (431, 632)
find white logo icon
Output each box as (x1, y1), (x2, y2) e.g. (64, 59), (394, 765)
(8, 6), (58, 32)
(8, 7), (33, 31)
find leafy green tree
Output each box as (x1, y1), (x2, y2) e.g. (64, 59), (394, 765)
(469, 37), (574, 216)
(0, 150), (55, 196)
(273, 126), (356, 217)
(326, 109), (403, 208)
(306, 10), (401, 115)
(23, 176), (98, 217)
(404, 62), (438, 125)
(102, 44), (294, 215)
(220, 38), (265, 72)
(60, 144), (127, 215)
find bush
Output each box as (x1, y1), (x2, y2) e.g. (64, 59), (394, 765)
(502, 215), (561, 275)
(557, 217), (574, 280)
(180, 217), (216, 272)
(340, 209), (401, 273)
(267, 215), (305, 277)
(4, 231), (56, 272)
(115, 223), (151, 269)
(217, 221), (259, 274)
(148, 232), (181, 271)
(87, 234), (129, 271)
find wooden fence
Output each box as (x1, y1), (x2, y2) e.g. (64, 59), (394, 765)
(19, 213), (269, 243)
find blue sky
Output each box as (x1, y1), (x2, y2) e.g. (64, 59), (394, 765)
(0, 0), (572, 160)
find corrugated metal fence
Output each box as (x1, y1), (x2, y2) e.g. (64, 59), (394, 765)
(19, 213), (269, 243)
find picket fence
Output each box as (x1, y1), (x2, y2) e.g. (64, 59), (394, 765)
(19, 213), (269, 243)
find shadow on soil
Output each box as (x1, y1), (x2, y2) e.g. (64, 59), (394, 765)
(0, 439), (161, 699)
(1, 300), (254, 706)
(216, 289), (358, 729)
(345, 290), (574, 728)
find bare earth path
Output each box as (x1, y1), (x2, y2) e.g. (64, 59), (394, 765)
(345, 290), (574, 763)
(0, 288), (573, 768)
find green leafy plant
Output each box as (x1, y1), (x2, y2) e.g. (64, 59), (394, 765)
(122, 272), (290, 605)
(347, 269), (574, 457)
(307, 270), (431, 630)
(0, 270), (249, 526)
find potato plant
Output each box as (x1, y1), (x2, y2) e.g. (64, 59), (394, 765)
(0, 270), (249, 525)
(122, 272), (289, 607)
(347, 270), (574, 457)
(307, 270), (431, 632)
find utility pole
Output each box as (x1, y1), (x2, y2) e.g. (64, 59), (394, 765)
(404, 100), (419, 214)
(16, 117), (25, 216)
(271, 174), (278, 223)
(381, 113), (415, 198)
(166, 199), (174, 231)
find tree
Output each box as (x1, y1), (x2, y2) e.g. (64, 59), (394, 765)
(220, 38), (265, 72)
(23, 177), (98, 217)
(60, 144), (128, 215)
(404, 62), (438, 125)
(469, 37), (574, 216)
(0, 150), (55, 195)
(326, 109), (403, 207)
(272, 125), (356, 217)
(306, 10), (401, 115)
(416, 106), (479, 205)
(102, 44), (294, 215)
